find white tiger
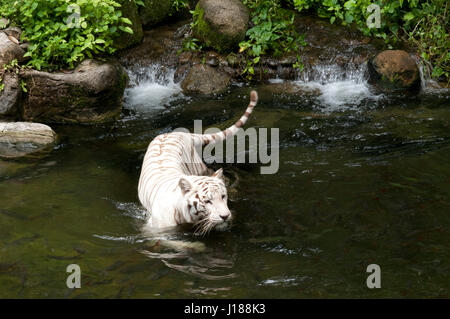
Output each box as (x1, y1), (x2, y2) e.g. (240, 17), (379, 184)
(138, 91), (258, 235)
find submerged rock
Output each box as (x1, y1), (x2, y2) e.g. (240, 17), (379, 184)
(193, 0), (249, 52)
(181, 63), (230, 94)
(258, 81), (321, 102)
(20, 59), (128, 124)
(0, 122), (56, 159)
(0, 31), (25, 66)
(0, 159), (31, 178)
(0, 72), (21, 118)
(368, 50), (420, 92)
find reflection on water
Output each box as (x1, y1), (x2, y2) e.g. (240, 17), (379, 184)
(0, 63), (449, 298)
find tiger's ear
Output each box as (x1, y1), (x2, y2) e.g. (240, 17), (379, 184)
(179, 178), (192, 195)
(212, 168), (224, 180)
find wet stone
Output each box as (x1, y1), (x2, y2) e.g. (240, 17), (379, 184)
(0, 122), (57, 159)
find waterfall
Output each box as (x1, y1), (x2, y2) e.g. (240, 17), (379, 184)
(293, 62), (383, 112)
(412, 55), (447, 93)
(123, 63), (184, 114)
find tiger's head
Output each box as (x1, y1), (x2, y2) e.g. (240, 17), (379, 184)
(178, 168), (232, 235)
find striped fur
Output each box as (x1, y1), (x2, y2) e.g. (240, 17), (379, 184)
(138, 91), (258, 234)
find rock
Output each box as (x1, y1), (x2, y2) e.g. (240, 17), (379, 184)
(181, 63), (230, 94)
(20, 59), (128, 124)
(114, 0), (144, 50)
(0, 122), (57, 159)
(260, 81), (320, 96)
(178, 51), (193, 64)
(139, 0), (175, 27)
(205, 51), (219, 67)
(0, 72), (21, 118)
(226, 53), (240, 67)
(368, 50), (420, 91)
(193, 0), (249, 52)
(19, 42), (30, 51)
(0, 18), (9, 29)
(257, 81), (321, 104)
(0, 32), (25, 66)
(2, 27), (22, 41)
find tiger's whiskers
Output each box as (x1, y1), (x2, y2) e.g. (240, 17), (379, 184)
(194, 217), (215, 237)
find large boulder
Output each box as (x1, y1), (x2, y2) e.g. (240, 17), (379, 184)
(368, 50), (420, 91)
(20, 59), (128, 124)
(139, 0), (174, 27)
(0, 31), (25, 66)
(0, 122), (57, 159)
(0, 72), (21, 118)
(193, 0), (249, 52)
(138, 0), (196, 28)
(181, 63), (230, 94)
(114, 0), (144, 50)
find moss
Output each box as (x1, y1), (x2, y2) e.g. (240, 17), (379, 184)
(192, 3), (244, 53)
(139, 0), (175, 27)
(114, 0), (144, 50)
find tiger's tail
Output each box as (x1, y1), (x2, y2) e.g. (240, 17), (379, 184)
(198, 90), (258, 145)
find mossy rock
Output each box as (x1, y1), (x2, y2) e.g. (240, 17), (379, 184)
(20, 59), (128, 124)
(181, 64), (231, 94)
(114, 0), (144, 50)
(193, 0), (249, 53)
(139, 0), (174, 27)
(368, 50), (420, 93)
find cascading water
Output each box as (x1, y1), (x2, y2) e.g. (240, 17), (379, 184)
(123, 63), (184, 114)
(412, 55), (449, 93)
(292, 62), (384, 112)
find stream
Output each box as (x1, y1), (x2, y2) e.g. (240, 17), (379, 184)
(0, 61), (449, 298)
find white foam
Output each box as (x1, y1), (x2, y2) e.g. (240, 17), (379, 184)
(294, 63), (383, 112)
(303, 80), (381, 111)
(124, 64), (184, 113)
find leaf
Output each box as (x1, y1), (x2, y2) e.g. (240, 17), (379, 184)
(345, 12), (354, 24)
(119, 26), (134, 34)
(120, 17), (132, 25)
(403, 12), (415, 21)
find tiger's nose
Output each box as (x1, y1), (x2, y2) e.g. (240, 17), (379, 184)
(220, 214), (230, 221)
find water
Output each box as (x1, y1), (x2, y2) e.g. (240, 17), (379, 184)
(0, 63), (449, 298)
(124, 64), (185, 114)
(294, 63), (383, 112)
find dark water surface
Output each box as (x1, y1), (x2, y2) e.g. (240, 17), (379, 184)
(0, 80), (449, 298)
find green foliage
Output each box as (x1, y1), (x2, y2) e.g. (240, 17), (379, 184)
(404, 0), (448, 81)
(292, 0), (449, 82)
(0, 58), (29, 93)
(2, 58), (20, 72)
(292, 54), (304, 71)
(179, 37), (203, 53)
(1, 0), (137, 71)
(20, 79), (27, 92)
(172, 0), (189, 11)
(239, 0), (307, 78)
